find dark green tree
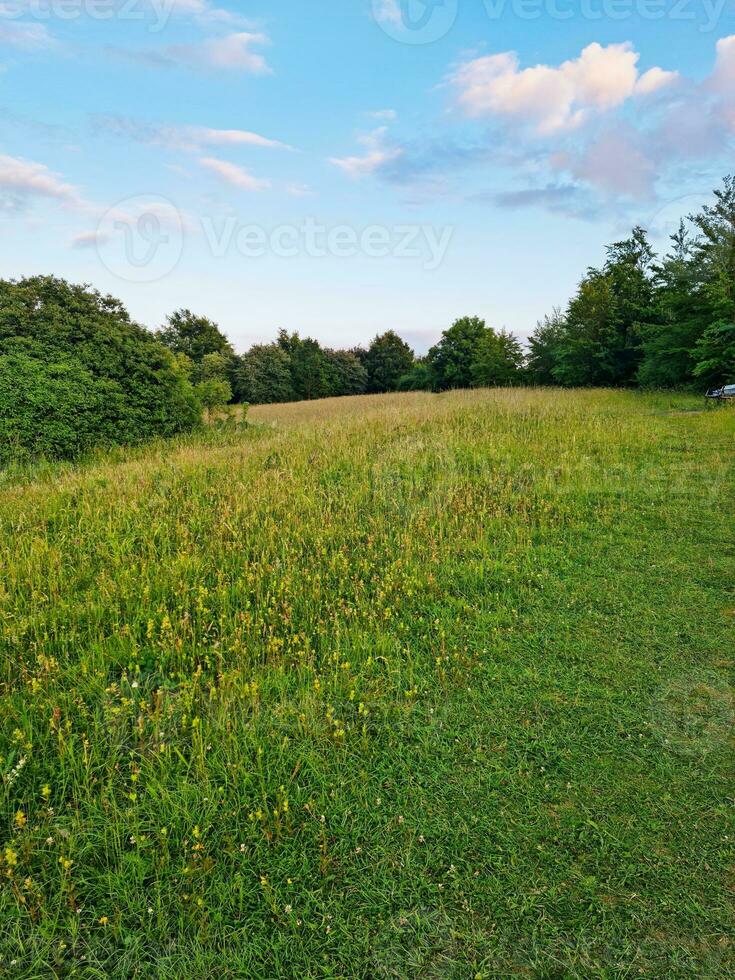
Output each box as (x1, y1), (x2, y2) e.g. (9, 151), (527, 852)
(0, 276), (200, 461)
(527, 309), (566, 385)
(637, 223), (708, 388)
(233, 344), (295, 404)
(277, 330), (335, 401)
(690, 176), (735, 387)
(157, 309), (234, 366)
(553, 228), (654, 387)
(471, 328), (525, 387)
(427, 316), (488, 390)
(364, 331), (414, 393)
(325, 349), (368, 396)
(397, 359), (433, 391)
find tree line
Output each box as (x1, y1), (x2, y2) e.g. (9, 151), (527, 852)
(1, 176), (732, 463)
(157, 176), (735, 401)
(527, 177), (735, 390)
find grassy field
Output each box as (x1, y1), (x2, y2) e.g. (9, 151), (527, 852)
(1, 388), (733, 978)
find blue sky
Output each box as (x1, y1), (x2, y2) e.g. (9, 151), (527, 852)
(1, 0), (734, 352)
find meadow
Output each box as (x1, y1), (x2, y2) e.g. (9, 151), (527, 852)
(0, 388), (733, 978)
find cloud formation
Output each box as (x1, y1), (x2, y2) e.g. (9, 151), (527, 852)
(0, 153), (82, 212)
(451, 42), (677, 135)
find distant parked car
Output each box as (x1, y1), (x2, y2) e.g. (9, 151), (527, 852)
(705, 384), (735, 400)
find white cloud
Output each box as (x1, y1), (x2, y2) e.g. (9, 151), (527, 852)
(635, 66), (679, 97)
(199, 156), (270, 190)
(116, 31), (271, 74)
(195, 127), (291, 150)
(330, 127), (403, 178)
(0, 20), (55, 51)
(451, 42), (674, 135)
(70, 229), (109, 249)
(0, 153), (82, 211)
(184, 31), (270, 72)
(91, 114), (291, 152)
(368, 109), (397, 121)
(711, 33), (735, 93)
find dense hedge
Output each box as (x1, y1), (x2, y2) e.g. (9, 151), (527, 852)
(0, 277), (201, 464)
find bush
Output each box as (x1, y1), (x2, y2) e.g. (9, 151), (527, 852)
(0, 276), (201, 463)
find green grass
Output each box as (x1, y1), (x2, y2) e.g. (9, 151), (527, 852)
(1, 388), (733, 977)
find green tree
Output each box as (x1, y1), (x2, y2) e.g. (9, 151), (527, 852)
(427, 316), (488, 390)
(364, 331), (414, 393)
(471, 328), (525, 387)
(326, 349), (368, 396)
(690, 176), (735, 387)
(637, 223), (708, 388)
(157, 309), (234, 366)
(553, 228), (654, 387)
(0, 276), (200, 461)
(277, 331), (335, 401)
(527, 309), (566, 385)
(553, 271), (617, 387)
(234, 344), (295, 404)
(397, 360), (432, 391)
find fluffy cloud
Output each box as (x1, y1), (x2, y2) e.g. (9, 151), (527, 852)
(199, 156), (270, 190)
(635, 67), (680, 97)
(0, 153), (82, 211)
(451, 42), (676, 135)
(330, 127), (403, 178)
(710, 34), (735, 93)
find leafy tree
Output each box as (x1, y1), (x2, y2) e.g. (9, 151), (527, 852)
(637, 223), (708, 388)
(690, 176), (735, 387)
(551, 228), (655, 388)
(277, 330), (335, 401)
(195, 379), (232, 419)
(527, 309), (566, 385)
(553, 271), (617, 387)
(364, 331), (414, 393)
(233, 344), (294, 404)
(427, 316), (488, 390)
(471, 328), (524, 387)
(326, 349), (368, 396)
(195, 352), (233, 417)
(0, 276), (200, 462)
(397, 360), (433, 391)
(157, 309), (234, 366)
(603, 226), (656, 384)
